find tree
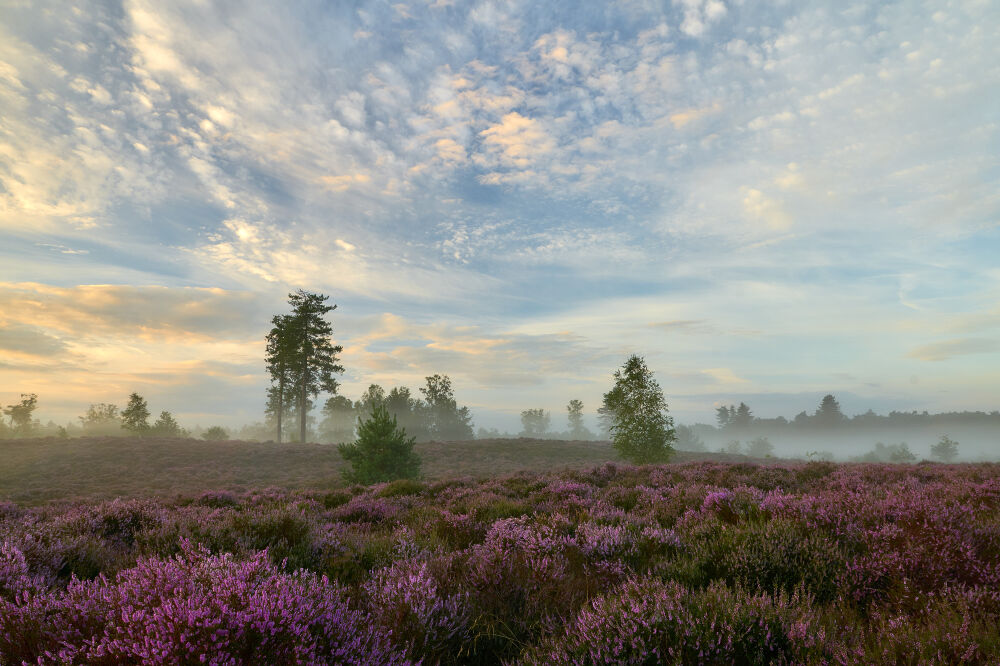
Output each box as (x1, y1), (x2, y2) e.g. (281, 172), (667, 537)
(566, 399), (591, 439)
(888, 442), (916, 463)
(152, 411), (185, 437)
(746, 436), (774, 458)
(715, 405), (731, 429)
(731, 402), (753, 429)
(121, 393), (151, 434)
(320, 395), (356, 444)
(338, 404), (421, 484)
(930, 435), (959, 463)
(265, 314), (296, 444)
(266, 291), (344, 444)
(80, 403), (121, 435)
(385, 386), (430, 441)
(814, 394), (846, 428)
(202, 426), (229, 441)
(675, 424), (706, 452)
(520, 408), (551, 437)
(357, 384), (387, 416)
(420, 374), (474, 441)
(601, 355), (676, 464)
(3, 393), (38, 436)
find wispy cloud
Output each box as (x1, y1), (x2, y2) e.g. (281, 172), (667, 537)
(1, 0), (998, 428)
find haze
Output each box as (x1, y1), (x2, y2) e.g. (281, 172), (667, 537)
(1, 0), (998, 440)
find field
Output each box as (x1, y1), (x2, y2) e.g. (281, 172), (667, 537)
(2, 438), (999, 664)
(0, 436), (744, 504)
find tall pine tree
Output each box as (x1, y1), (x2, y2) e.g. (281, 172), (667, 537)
(265, 291), (344, 443)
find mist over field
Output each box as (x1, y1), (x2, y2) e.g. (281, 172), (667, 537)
(2, 0), (999, 662)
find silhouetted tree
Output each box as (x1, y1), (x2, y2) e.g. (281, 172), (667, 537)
(746, 435), (774, 458)
(715, 405), (731, 429)
(3, 393), (38, 436)
(202, 426), (228, 441)
(566, 399), (591, 439)
(152, 411), (185, 437)
(385, 386), (430, 441)
(420, 374), (474, 441)
(338, 404), (421, 484)
(520, 408), (551, 437)
(930, 435), (959, 463)
(80, 403), (121, 434)
(357, 384), (387, 416)
(267, 291), (344, 444)
(601, 355), (675, 464)
(814, 394), (846, 428)
(265, 313), (296, 444)
(732, 402), (753, 429)
(320, 395), (356, 444)
(121, 393), (151, 434)
(675, 424), (706, 452)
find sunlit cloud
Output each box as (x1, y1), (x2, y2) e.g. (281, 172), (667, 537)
(1, 0), (998, 430)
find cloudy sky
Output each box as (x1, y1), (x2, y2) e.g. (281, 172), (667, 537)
(1, 0), (998, 431)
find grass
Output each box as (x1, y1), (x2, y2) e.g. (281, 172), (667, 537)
(0, 437), (743, 504)
(0, 436), (743, 504)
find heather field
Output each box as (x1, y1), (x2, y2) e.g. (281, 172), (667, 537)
(2, 460), (999, 664)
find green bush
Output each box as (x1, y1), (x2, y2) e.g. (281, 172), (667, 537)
(338, 405), (422, 484)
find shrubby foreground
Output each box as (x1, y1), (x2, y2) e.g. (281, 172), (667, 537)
(2, 461), (999, 664)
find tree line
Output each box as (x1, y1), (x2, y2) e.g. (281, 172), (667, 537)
(712, 394), (1000, 432)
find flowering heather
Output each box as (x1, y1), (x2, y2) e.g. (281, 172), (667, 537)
(1, 461), (999, 664)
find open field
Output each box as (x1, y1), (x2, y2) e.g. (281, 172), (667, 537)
(2, 460), (999, 663)
(0, 436), (748, 504)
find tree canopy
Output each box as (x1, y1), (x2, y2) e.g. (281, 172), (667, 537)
(601, 355), (676, 464)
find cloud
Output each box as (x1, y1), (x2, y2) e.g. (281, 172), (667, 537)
(908, 338), (1000, 362)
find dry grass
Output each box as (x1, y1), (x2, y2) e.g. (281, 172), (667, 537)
(0, 436), (745, 504)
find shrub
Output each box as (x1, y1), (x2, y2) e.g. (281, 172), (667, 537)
(339, 405), (422, 484)
(202, 425), (229, 441)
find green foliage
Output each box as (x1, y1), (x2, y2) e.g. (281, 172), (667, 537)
(121, 393), (150, 434)
(266, 290), (345, 444)
(338, 405), (422, 484)
(202, 426), (229, 441)
(520, 408), (550, 437)
(601, 355), (675, 464)
(931, 435), (959, 463)
(3, 393), (38, 436)
(376, 478), (425, 498)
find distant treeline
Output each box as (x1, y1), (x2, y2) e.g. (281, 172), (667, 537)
(709, 394), (1000, 432)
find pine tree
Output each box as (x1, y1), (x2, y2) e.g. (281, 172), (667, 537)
(338, 404), (421, 484)
(601, 355), (676, 464)
(814, 394), (846, 427)
(121, 393), (150, 434)
(266, 291), (344, 444)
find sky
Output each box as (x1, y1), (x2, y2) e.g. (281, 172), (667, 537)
(1, 0), (998, 432)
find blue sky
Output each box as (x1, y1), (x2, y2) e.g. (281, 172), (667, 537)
(1, 0), (998, 431)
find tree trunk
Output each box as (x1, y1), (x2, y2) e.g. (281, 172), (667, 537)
(299, 364), (308, 443)
(276, 368), (283, 444)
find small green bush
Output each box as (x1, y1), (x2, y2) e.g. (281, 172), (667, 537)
(338, 405), (421, 485)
